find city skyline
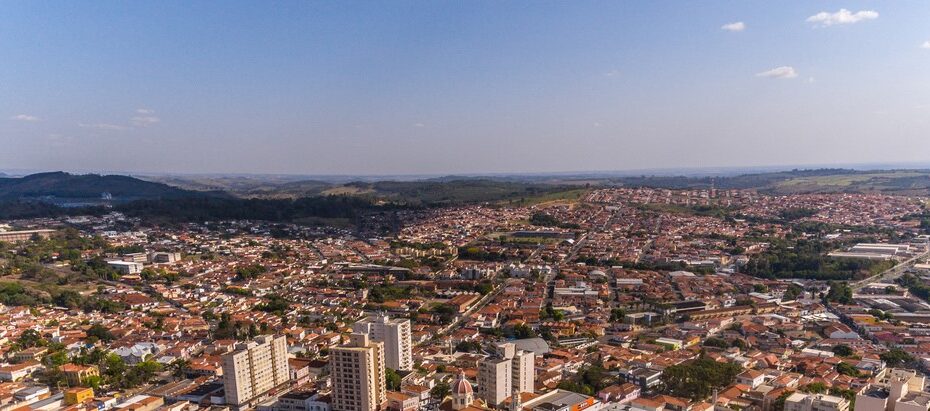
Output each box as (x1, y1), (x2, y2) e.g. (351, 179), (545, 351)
(4, 1), (930, 175)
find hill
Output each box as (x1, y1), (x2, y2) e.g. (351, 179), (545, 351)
(609, 168), (930, 194)
(0, 172), (210, 203)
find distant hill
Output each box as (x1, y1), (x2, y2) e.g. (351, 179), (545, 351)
(607, 168), (930, 194)
(0, 172), (211, 202)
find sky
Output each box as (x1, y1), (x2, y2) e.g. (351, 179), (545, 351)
(2, 1), (930, 176)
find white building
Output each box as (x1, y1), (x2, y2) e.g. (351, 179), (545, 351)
(856, 369), (930, 411)
(352, 315), (413, 371)
(477, 343), (535, 408)
(107, 260), (144, 275)
(223, 335), (291, 410)
(785, 393), (849, 411)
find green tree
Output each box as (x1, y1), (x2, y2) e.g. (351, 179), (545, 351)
(880, 349), (915, 368)
(430, 381), (451, 400)
(832, 344), (853, 357)
(87, 324), (115, 342)
(660, 358), (742, 401)
(385, 368), (402, 391)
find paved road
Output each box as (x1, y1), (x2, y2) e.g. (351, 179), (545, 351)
(850, 250), (930, 291)
(425, 283), (506, 345)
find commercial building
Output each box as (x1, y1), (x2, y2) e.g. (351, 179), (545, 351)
(150, 251), (182, 263)
(223, 335), (291, 410)
(331, 333), (387, 411)
(259, 390), (331, 411)
(352, 315), (413, 371)
(0, 229), (55, 243)
(107, 260), (144, 275)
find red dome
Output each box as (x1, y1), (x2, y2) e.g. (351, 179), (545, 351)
(452, 373), (473, 395)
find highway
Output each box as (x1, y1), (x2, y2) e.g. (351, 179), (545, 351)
(850, 250), (930, 291)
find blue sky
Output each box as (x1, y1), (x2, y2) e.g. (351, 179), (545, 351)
(2, 1), (929, 175)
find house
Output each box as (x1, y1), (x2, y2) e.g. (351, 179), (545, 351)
(60, 363), (100, 387)
(598, 383), (641, 404)
(64, 387), (95, 405)
(0, 361), (42, 381)
(387, 391), (419, 411)
(736, 369), (766, 389)
(825, 324), (859, 340)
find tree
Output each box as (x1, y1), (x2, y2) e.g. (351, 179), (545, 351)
(17, 329), (45, 348)
(703, 337), (729, 349)
(836, 362), (860, 377)
(801, 382), (827, 394)
(385, 368), (402, 391)
(512, 324), (536, 339)
(431, 381), (451, 400)
(772, 391), (795, 411)
(783, 284), (803, 301)
(171, 359), (191, 379)
(660, 358), (742, 401)
(87, 324), (115, 342)
(455, 341), (482, 353)
(825, 281), (853, 305)
(880, 349), (915, 368)
(610, 308), (626, 322)
(832, 344), (853, 357)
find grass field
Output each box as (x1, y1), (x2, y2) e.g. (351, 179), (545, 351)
(772, 171), (930, 193)
(504, 188), (591, 207)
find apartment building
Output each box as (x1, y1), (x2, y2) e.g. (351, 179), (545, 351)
(477, 356), (511, 408)
(223, 335), (291, 410)
(785, 393), (850, 411)
(476, 342), (535, 408)
(856, 369), (930, 411)
(352, 315), (413, 371)
(331, 333), (387, 411)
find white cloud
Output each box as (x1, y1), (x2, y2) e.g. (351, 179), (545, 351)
(721, 22), (746, 32)
(11, 114), (40, 122)
(921, 41), (930, 49)
(604, 70), (622, 77)
(806, 9), (878, 27)
(756, 66), (798, 79)
(413, 123), (425, 128)
(79, 123), (128, 131)
(131, 115), (160, 127)
(130, 108), (160, 127)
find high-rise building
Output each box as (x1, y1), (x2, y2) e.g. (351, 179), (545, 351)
(331, 333), (387, 411)
(352, 315), (413, 371)
(477, 343), (535, 409)
(510, 349), (535, 395)
(222, 335), (290, 410)
(477, 356), (511, 408)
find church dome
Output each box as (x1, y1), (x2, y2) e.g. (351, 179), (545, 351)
(452, 372), (473, 395)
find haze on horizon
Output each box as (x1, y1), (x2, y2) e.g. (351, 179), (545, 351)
(3, 1), (930, 176)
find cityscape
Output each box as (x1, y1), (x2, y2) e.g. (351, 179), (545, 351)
(4, 2), (930, 411)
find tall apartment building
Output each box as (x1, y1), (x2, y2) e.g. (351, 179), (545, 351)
(477, 356), (512, 408)
(222, 335), (290, 410)
(352, 315), (413, 371)
(331, 333), (387, 411)
(477, 343), (535, 408)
